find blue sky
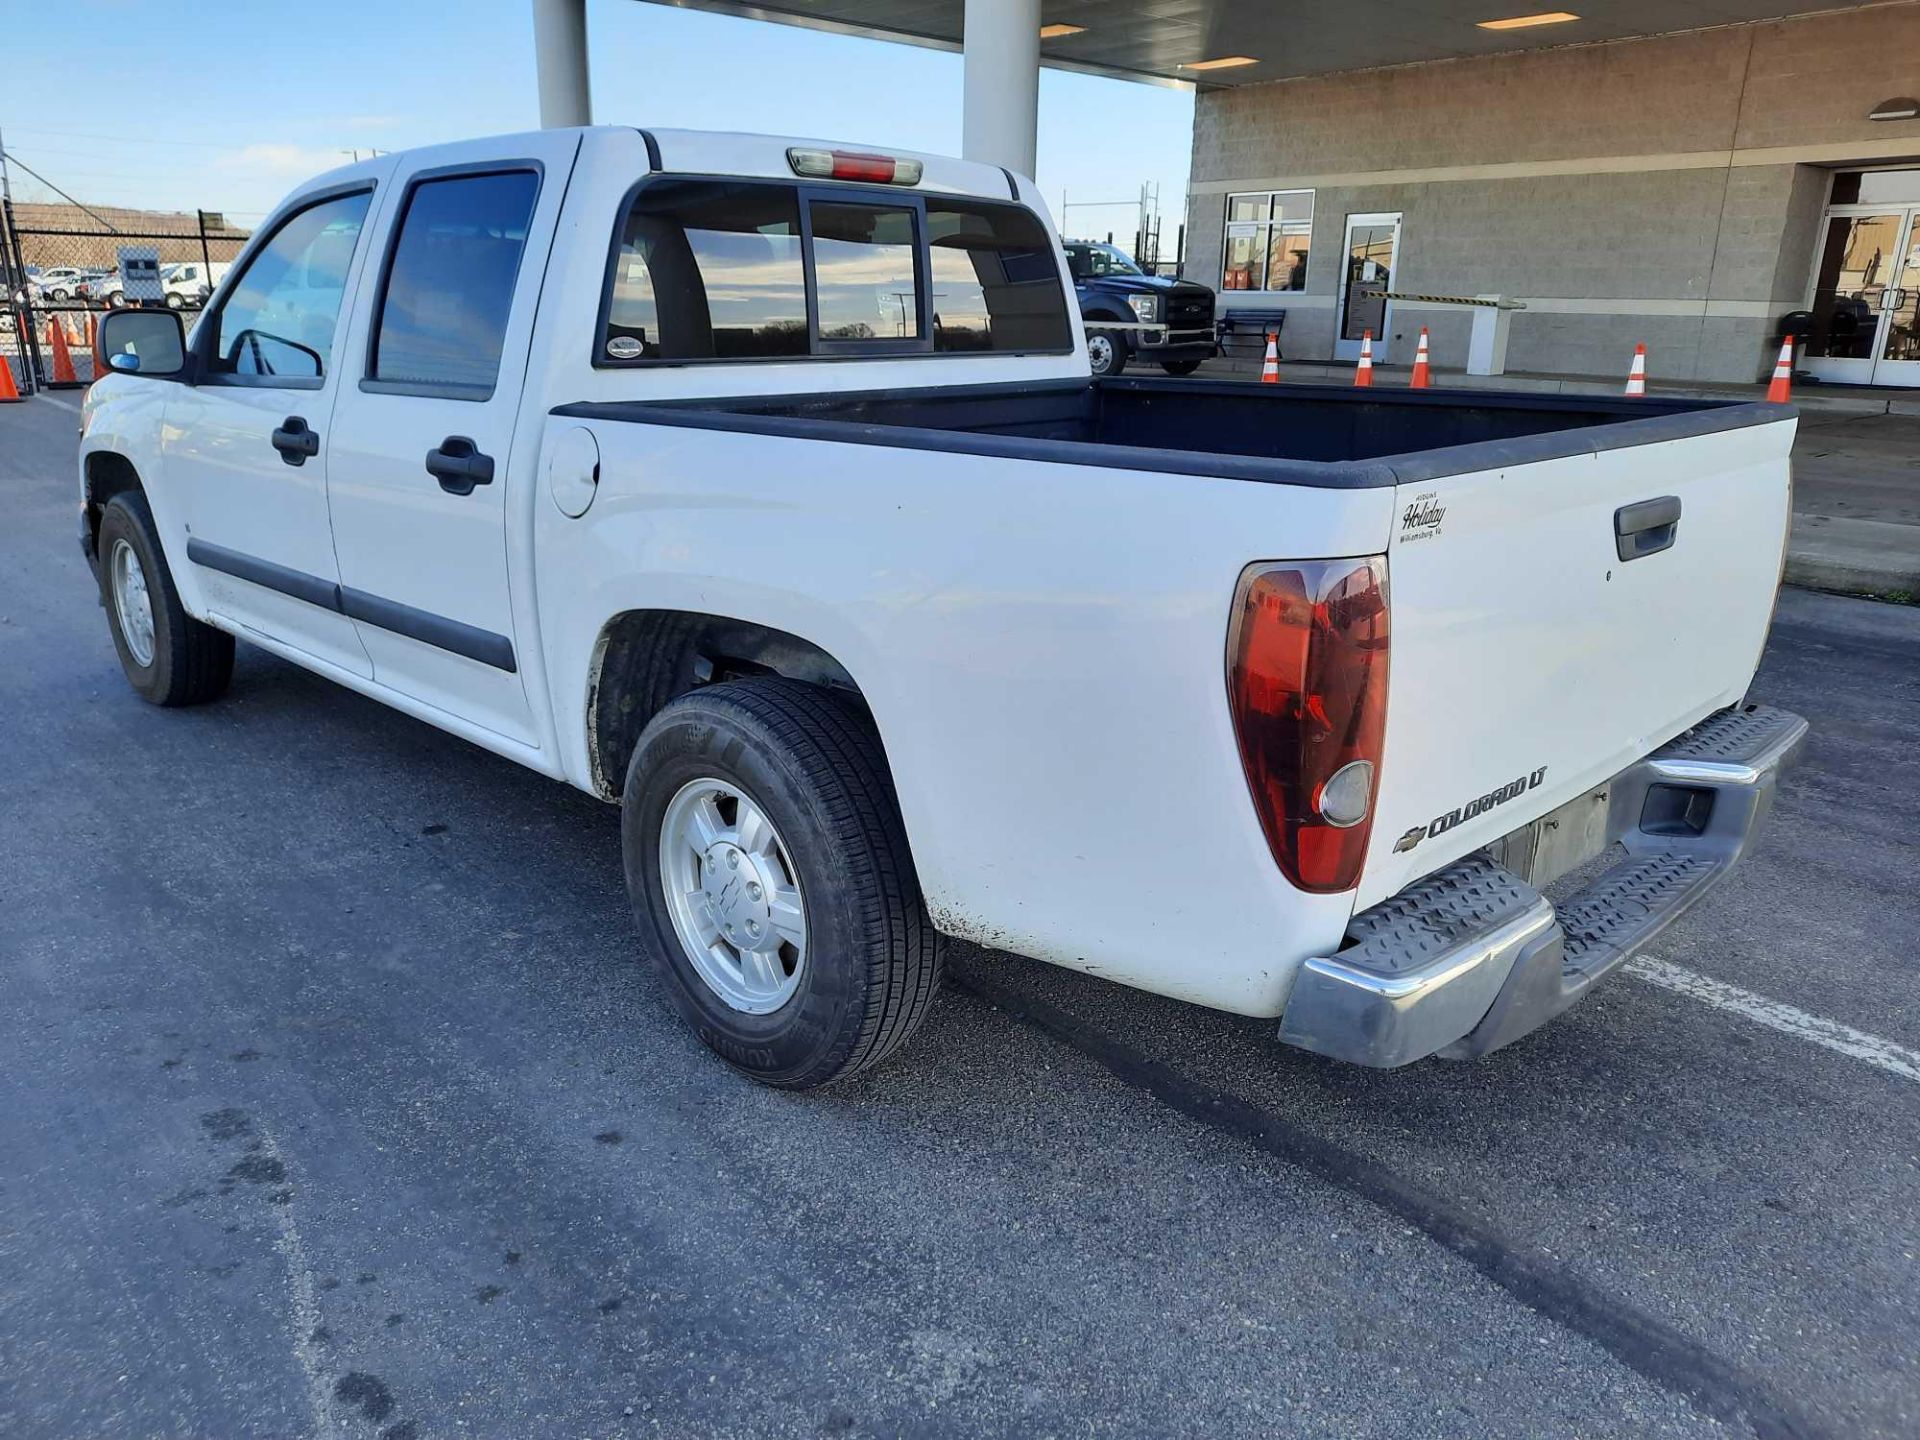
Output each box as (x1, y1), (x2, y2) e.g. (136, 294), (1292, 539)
(2, 0), (1194, 244)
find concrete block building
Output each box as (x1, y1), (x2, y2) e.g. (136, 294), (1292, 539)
(1181, 6), (1920, 385)
(591, 1), (1920, 387)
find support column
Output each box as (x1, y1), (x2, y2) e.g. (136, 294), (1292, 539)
(962, 0), (1041, 178)
(533, 0), (592, 129)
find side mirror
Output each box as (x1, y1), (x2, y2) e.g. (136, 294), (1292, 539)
(96, 307), (187, 379)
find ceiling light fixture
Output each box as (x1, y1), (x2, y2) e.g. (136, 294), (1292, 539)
(1477, 11), (1581, 29)
(1868, 97), (1919, 122)
(1180, 56), (1259, 71)
(1039, 24), (1085, 39)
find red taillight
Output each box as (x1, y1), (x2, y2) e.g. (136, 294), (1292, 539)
(1226, 556), (1390, 894)
(786, 147), (924, 186)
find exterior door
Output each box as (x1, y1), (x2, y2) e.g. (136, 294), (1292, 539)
(162, 182), (386, 678)
(1335, 213), (1400, 361)
(1803, 178), (1920, 387)
(323, 135), (579, 745)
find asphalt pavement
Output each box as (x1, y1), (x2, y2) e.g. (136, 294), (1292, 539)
(2, 393), (1916, 1440)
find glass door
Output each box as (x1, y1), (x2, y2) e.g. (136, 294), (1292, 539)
(1803, 171), (1920, 386)
(1336, 213), (1400, 361)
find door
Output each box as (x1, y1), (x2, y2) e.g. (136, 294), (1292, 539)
(324, 136), (579, 744)
(1802, 173), (1920, 387)
(163, 182), (384, 677)
(1335, 213), (1400, 361)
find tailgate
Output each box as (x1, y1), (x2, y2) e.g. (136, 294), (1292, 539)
(1358, 412), (1795, 909)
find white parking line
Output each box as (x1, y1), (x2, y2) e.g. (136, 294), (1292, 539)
(1627, 957), (1920, 1082)
(31, 393), (80, 414)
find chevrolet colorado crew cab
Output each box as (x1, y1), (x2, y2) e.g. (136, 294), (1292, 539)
(79, 126), (1806, 1088)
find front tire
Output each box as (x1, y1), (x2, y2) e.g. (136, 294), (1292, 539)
(1086, 329), (1128, 377)
(622, 678), (942, 1089)
(1160, 359), (1203, 376)
(97, 491), (234, 706)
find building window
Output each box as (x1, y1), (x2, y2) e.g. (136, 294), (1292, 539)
(1222, 191), (1313, 292)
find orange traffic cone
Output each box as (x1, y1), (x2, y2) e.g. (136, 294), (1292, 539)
(1260, 330), (1280, 384)
(1354, 330), (1374, 387)
(48, 317), (80, 386)
(0, 352), (20, 402)
(1409, 327), (1432, 389)
(1765, 336), (1794, 403)
(1624, 343), (1648, 397)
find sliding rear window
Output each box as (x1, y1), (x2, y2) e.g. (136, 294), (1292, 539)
(599, 178), (1072, 365)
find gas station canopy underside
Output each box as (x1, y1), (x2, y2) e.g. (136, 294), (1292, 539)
(645, 1), (1874, 87)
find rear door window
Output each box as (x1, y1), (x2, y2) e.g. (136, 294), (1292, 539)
(368, 169), (540, 394)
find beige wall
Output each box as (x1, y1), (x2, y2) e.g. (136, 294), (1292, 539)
(1184, 5), (1920, 383)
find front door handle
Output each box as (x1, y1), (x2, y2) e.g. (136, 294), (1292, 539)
(1615, 495), (1681, 561)
(270, 416), (320, 466)
(425, 436), (495, 496)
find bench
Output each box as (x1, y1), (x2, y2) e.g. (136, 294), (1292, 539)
(1217, 308), (1285, 358)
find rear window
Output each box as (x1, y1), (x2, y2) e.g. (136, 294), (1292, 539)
(600, 180), (1072, 365)
(606, 180), (807, 361)
(928, 201), (1071, 352)
(812, 201), (920, 343)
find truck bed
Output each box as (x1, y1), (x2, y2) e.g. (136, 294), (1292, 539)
(555, 376), (1785, 488)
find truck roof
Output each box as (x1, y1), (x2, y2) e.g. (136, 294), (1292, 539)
(642, 127), (1019, 201)
(293, 126), (1023, 206)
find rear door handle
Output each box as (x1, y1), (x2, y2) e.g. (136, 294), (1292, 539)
(425, 436), (495, 496)
(1615, 495), (1681, 561)
(270, 416), (320, 466)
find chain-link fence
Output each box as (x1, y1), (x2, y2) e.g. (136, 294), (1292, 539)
(2, 199), (250, 393)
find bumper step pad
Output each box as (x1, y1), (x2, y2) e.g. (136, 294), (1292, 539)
(1278, 705), (1809, 1067)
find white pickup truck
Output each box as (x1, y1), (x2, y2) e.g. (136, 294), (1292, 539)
(78, 126), (1806, 1088)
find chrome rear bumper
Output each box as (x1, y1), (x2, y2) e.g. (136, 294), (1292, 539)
(1278, 704), (1809, 1067)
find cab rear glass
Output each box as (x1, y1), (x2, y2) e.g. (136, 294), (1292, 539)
(598, 178), (1074, 365)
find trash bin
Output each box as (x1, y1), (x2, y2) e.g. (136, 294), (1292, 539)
(1774, 310), (1813, 379)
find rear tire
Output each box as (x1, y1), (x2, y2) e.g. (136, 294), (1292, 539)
(622, 678), (942, 1089)
(97, 491), (234, 706)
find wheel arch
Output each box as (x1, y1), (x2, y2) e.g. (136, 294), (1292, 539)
(81, 449), (146, 561)
(584, 608), (884, 803)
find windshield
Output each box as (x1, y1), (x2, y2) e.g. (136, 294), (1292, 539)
(1065, 242), (1144, 280)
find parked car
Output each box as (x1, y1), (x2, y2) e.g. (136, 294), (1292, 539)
(78, 126), (1804, 1089)
(88, 262), (228, 311)
(1062, 240), (1217, 377)
(161, 261), (230, 308)
(30, 266), (93, 301)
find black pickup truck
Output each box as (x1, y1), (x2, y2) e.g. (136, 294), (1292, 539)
(1063, 241), (1217, 378)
